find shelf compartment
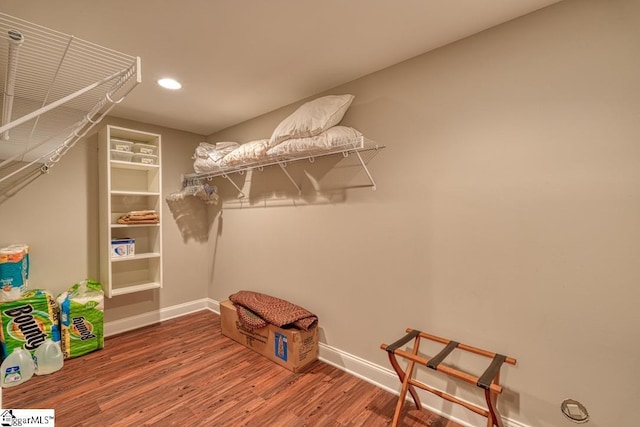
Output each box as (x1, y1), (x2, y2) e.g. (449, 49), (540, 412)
(111, 160), (160, 170)
(111, 165), (160, 193)
(111, 253), (161, 262)
(111, 190), (160, 197)
(108, 128), (160, 146)
(111, 223), (160, 229)
(110, 257), (161, 297)
(110, 193), (160, 225)
(110, 282), (161, 297)
(111, 226), (160, 256)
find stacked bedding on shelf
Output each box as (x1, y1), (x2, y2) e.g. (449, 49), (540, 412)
(266, 126), (362, 157)
(223, 139), (269, 166)
(192, 141), (239, 174)
(117, 210), (159, 224)
(191, 94), (363, 174)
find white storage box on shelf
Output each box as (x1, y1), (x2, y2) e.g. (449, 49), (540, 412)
(132, 143), (157, 156)
(111, 238), (135, 258)
(110, 139), (133, 152)
(110, 150), (133, 162)
(132, 153), (158, 165)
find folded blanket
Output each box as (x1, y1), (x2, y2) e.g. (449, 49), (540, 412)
(229, 290), (318, 331)
(117, 210), (159, 224)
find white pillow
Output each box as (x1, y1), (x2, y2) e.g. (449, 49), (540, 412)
(268, 94), (355, 149)
(222, 139), (269, 166)
(266, 126), (363, 157)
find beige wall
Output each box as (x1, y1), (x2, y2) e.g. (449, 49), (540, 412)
(2, 0), (638, 425)
(0, 117), (208, 321)
(205, 0), (640, 426)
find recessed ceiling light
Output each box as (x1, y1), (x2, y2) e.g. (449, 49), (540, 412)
(157, 78), (182, 90)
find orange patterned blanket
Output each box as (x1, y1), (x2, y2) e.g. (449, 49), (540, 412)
(229, 290), (318, 331)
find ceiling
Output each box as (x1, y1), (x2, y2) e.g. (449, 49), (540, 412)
(0, 0), (562, 136)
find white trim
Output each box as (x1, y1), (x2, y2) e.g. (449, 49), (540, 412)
(503, 418), (531, 427)
(208, 299), (221, 314)
(104, 298), (218, 336)
(103, 298), (529, 427)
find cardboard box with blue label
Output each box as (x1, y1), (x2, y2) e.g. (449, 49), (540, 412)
(220, 300), (318, 373)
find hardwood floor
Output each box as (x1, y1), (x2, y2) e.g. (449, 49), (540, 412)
(3, 310), (462, 427)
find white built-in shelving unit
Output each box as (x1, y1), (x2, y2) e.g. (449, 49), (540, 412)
(98, 125), (162, 297)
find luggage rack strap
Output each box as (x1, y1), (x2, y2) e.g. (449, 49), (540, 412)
(478, 354), (508, 390)
(426, 340), (459, 369)
(384, 329), (421, 353)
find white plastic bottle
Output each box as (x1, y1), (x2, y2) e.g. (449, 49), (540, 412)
(1, 347), (35, 387)
(34, 339), (64, 375)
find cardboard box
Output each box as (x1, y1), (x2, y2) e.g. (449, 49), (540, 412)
(220, 299), (318, 373)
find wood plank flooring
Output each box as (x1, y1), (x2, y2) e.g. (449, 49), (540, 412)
(3, 310), (462, 427)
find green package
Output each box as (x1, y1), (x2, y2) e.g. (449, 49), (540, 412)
(57, 279), (104, 359)
(0, 289), (60, 359)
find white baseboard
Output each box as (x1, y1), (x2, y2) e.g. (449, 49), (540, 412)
(104, 298), (218, 337)
(503, 417), (530, 427)
(104, 298), (528, 427)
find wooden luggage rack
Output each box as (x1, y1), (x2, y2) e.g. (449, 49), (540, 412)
(381, 329), (516, 427)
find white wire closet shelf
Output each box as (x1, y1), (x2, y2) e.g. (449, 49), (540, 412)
(0, 12), (141, 186)
(182, 136), (385, 199)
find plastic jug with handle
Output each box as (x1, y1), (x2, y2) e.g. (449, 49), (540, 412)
(34, 338), (64, 375)
(1, 347), (35, 387)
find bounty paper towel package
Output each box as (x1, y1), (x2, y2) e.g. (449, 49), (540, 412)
(0, 244), (30, 302)
(57, 279), (104, 359)
(0, 289), (59, 359)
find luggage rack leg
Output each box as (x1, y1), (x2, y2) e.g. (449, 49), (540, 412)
(381, 329), (516, 427)
(385, 329), (422, 425)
